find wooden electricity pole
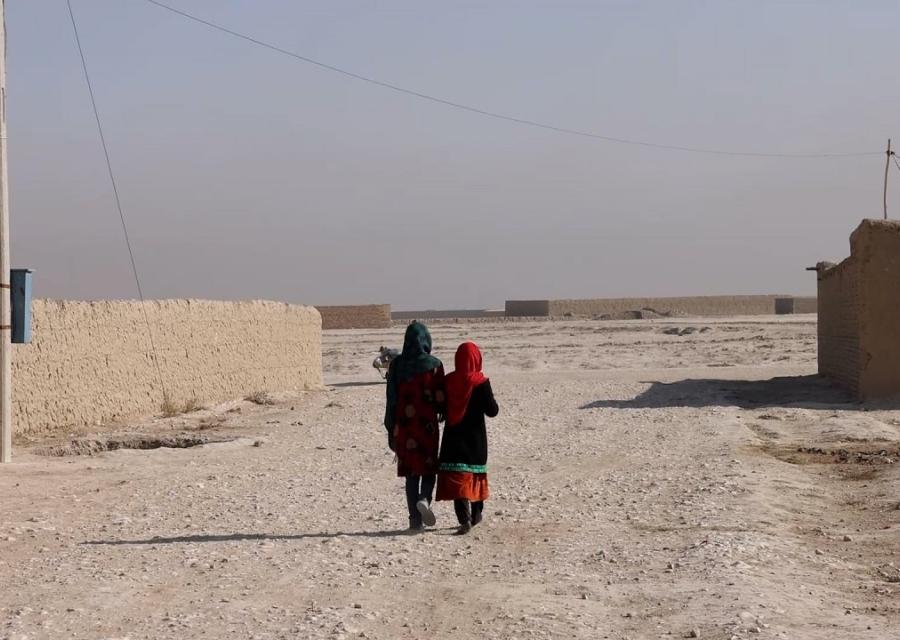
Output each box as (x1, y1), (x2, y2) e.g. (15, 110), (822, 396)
(0, 0), (11, 463)
(886, 139), (894, 220)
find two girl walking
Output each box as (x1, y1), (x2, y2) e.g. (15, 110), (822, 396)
(384, 322), (498, 534)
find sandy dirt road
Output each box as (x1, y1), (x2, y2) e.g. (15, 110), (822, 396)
(1, 317), (898, 639)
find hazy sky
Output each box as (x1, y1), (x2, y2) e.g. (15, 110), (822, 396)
(8, 1), (900, 309)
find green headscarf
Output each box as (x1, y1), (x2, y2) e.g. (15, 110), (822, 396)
(393, 322), (442, 382)
(384, 322), (442, 431)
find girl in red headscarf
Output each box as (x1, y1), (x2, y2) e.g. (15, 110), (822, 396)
(436, 342), (499, 535)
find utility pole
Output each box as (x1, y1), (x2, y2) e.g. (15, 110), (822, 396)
(0, 0), (11, 463)
(885, 139), (894, 221)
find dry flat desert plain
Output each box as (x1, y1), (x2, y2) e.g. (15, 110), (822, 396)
(1, 316), (899, 640)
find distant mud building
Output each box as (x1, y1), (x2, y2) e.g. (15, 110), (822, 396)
(505, 295), (785, 318)
(774, 296), (817, 314)
(816, 219), (900, 400)
(316, 304), (391, 330)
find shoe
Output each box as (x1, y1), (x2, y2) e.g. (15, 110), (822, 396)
(416, 499), (436, 527)
(471, 511), (483, 527)
(407, 518), (425, 533)
(453, 523), (472, 535)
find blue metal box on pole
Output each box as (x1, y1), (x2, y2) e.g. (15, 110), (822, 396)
(10, 268), (32, 344)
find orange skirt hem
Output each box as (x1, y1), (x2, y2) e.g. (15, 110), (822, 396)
(436, 471), (489, 502)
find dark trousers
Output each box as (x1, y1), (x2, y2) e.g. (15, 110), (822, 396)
(405, 475), (436, 522)
(453, 499), (484, 525)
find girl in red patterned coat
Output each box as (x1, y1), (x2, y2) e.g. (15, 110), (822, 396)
(384, 322), (446, 532)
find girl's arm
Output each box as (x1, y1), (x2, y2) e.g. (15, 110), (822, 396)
(384, 361), (397, 430)
(482, 380), (499, 418)
(434, 365), (447, 421)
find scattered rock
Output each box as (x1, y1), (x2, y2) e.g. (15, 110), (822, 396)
(877, 565), (900, 583)
(662, 326), (705, 336)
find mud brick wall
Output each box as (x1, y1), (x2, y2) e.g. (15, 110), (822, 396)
(392, 309), (505, 320)
(792, 297), (818, 314)
(852, 220), (900, 398)
(504, 300), (552, 317)
(816, 259), (860, 395)
(316, 305), (391, 330)
(507, 296), (780, 317)
(548, 296), (780, 317)
(817, 219), (900, 399)
(12, 300), (322, 437)
(775, 297), (818, 314)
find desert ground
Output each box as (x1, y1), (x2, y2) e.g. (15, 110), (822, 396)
(1, 316), (898, 640)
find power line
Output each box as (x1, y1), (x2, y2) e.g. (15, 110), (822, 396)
(67, 0), (168, 402)
(142, 0), (880, 160)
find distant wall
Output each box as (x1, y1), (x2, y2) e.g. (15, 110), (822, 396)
(316, 304), (391, 330)
(504, 300), (552, 317)
(392, 309), (505, 320)
(13, 300), (322, 437)
(775, 296), (818, 314)
(506, 296), (781, 317)
(817, 219), (900, 400)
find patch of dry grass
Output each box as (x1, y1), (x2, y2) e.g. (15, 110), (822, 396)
(198, 415), (225, 431)
(182, 397), (203, 413)
(245, 391), (275, 405)
(160, 396), (204, 417)
(160, 395), (180, 418)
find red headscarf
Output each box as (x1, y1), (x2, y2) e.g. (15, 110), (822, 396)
(445, 342), (488, 426)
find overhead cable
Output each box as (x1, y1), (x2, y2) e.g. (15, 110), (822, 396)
(67, 0), (169, 401)
(142, 0), (881, 160)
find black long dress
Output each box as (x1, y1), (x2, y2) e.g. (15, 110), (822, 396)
(436, 380), (499, 501)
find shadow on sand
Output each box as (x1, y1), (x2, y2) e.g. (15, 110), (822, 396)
(580, 375), (862, 410)
(82, 528), (458, 546)
(329, 381), (385, 388)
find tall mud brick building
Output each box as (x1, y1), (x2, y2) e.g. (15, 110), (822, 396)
(816, 219), (900, 400)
